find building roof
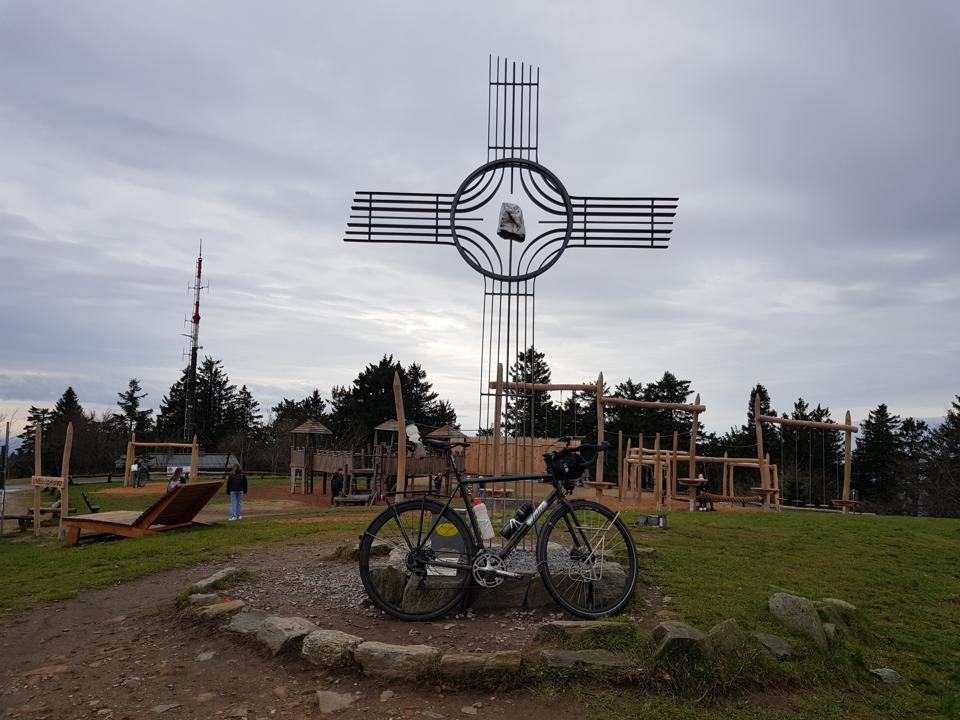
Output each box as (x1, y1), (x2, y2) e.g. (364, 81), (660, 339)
(426, 425), (467, 439)
(373, 419), (401, 433)
(292, 419), (333, 435)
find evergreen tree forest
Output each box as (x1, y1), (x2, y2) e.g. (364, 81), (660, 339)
(6, 348), (958, 517)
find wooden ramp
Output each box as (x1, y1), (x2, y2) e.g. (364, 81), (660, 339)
(62, 481), (223, 546)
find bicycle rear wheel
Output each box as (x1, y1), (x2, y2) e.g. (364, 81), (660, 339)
(536, 499), (638, 619)
(358, 498), (475, 621)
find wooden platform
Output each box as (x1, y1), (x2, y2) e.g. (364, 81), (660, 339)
(62, 481), (223, 546)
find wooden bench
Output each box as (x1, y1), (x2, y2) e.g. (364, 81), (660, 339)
(62, 481), (222, 546)
(333, 493), (373, 506)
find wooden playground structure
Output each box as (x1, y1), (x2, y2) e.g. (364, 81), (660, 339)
(122, 433), (199, 488)
(30, 422), (74, 540)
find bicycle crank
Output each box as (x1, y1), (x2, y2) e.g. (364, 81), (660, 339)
(471, 551), (522, 587)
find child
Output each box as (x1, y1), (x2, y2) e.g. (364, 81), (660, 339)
(166, 467), (184, 493)
(226, 464), (248, 520)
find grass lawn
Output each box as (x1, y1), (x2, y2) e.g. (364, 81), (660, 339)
(1, 489), (957, 719)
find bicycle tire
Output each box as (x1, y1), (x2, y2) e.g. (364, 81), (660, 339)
(536, 499), (638, 619)
(358, 498), (475, 621)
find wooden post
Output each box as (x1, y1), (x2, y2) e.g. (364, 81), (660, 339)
(393, 372), (407, 491)
(123, 433), (136, 488)
(753, 395), (771, 511)
(669, 430), (679, 512)
(595, 372), (605, 485)
(493, 363), (503, 475)
(620, 437), (632, 504)
(722, 451), (730, 496)
(33, 425), (42, 537)
(58, 423), (74, 542)
(636, 433), (644, 505)
(653, 433), (662, 512)
(617, 430), (623, 500)
(189, 435), (199, 483)
(842, 411), (853, 511)
(771, 461), (781, 511)
(687, 393), (700, 488)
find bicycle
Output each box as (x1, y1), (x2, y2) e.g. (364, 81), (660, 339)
(357, 438), (638, 621)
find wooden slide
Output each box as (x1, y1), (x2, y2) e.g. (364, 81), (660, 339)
(62, 481), (223, 546)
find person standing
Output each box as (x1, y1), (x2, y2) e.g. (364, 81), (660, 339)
(226, 463), (248, 520)
(135, 461), (150, 488)
(331, 468), (344, 504)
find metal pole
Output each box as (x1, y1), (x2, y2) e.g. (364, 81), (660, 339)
(0, 421), (8, 536)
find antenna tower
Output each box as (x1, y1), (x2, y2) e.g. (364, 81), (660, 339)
(183, 241), (208, 441)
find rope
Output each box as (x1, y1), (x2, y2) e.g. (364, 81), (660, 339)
(701, 491), (763, 505)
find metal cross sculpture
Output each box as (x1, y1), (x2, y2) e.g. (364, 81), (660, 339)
(345, 57), (678, 439)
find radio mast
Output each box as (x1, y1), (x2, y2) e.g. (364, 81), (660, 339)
(183, 241), (207, 441)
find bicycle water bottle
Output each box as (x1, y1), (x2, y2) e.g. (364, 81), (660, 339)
(500, 502), (534, 539)
(473, 498), (495, 542)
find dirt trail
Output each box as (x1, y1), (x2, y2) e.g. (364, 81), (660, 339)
(0, 545), (585, 720)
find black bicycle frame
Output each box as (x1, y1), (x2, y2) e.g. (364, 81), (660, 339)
(386, 451), (594, 572)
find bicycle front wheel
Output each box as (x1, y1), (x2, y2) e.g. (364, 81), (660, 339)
(536, 499), (638, 619)
(358, 499), (475, 621)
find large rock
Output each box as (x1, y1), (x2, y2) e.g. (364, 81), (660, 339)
(869, 667), (901, 684)
(197, 599), (246, 619)
(537, 648), (633, 671)
(652, 621), (706, 661)
(470, 576), (531, 612)
(705, 618), (748, 658)
(255, 616), (318, 656)
(354, 642), (440, 680)
(222, 609), (269, 636)
(754, 633), (798, 661)
(367, 566), (408, 608)
(525, 576), (557, 609)
(768, 593), (827, 650)
(402, 575), (464, 615)
(191, 567), (243, 593)
(439, 651), (522, 682)
(302, 629), (364, 668)
(187, 593), (221, 606)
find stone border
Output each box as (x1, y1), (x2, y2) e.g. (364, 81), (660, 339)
(180, 568), (887, 690)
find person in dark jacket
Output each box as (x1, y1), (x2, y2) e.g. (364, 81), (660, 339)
(226, 463), (248, 520)
(331, 468), (344, 504)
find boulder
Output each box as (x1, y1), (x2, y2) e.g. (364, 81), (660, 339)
(191, 567), (243, 593)
(301, 629), (364, 668)
(367, 566), (408, 608)
(197, 599), (245, 619)
(255, 616), (318, 656)
(652, 621), (706, 661)
(354, 641), (440, 680)
(524, 576), (557, 609)
(768, 593), (827, 650)
(439, 651), (523, 682)
(869, 667), (901, 684)
(470, 576), (531, 612)
(222, 609), (269, 636)
(402, 574), (464, 615)
(637, 547), (657, 559)
(754, 633), (798, 661)
(705, 618), (748, 658)
(537, 648), (633, 671)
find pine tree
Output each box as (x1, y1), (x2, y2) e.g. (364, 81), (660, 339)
(502, 347), (557, 437)
(853, 403), (902, 505)
(928, 395), (960, 517)
(896, 417), (931, 516)
(194, 357), (237, 447)
(15, 406), (51, 470)
(157, 368), (189, 439)
(116, 378), (153, 437)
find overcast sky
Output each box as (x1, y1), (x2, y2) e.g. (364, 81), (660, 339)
(1, 0), (958, 441)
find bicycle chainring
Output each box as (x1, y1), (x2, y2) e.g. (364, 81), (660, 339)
(472, 551), (506, 587)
